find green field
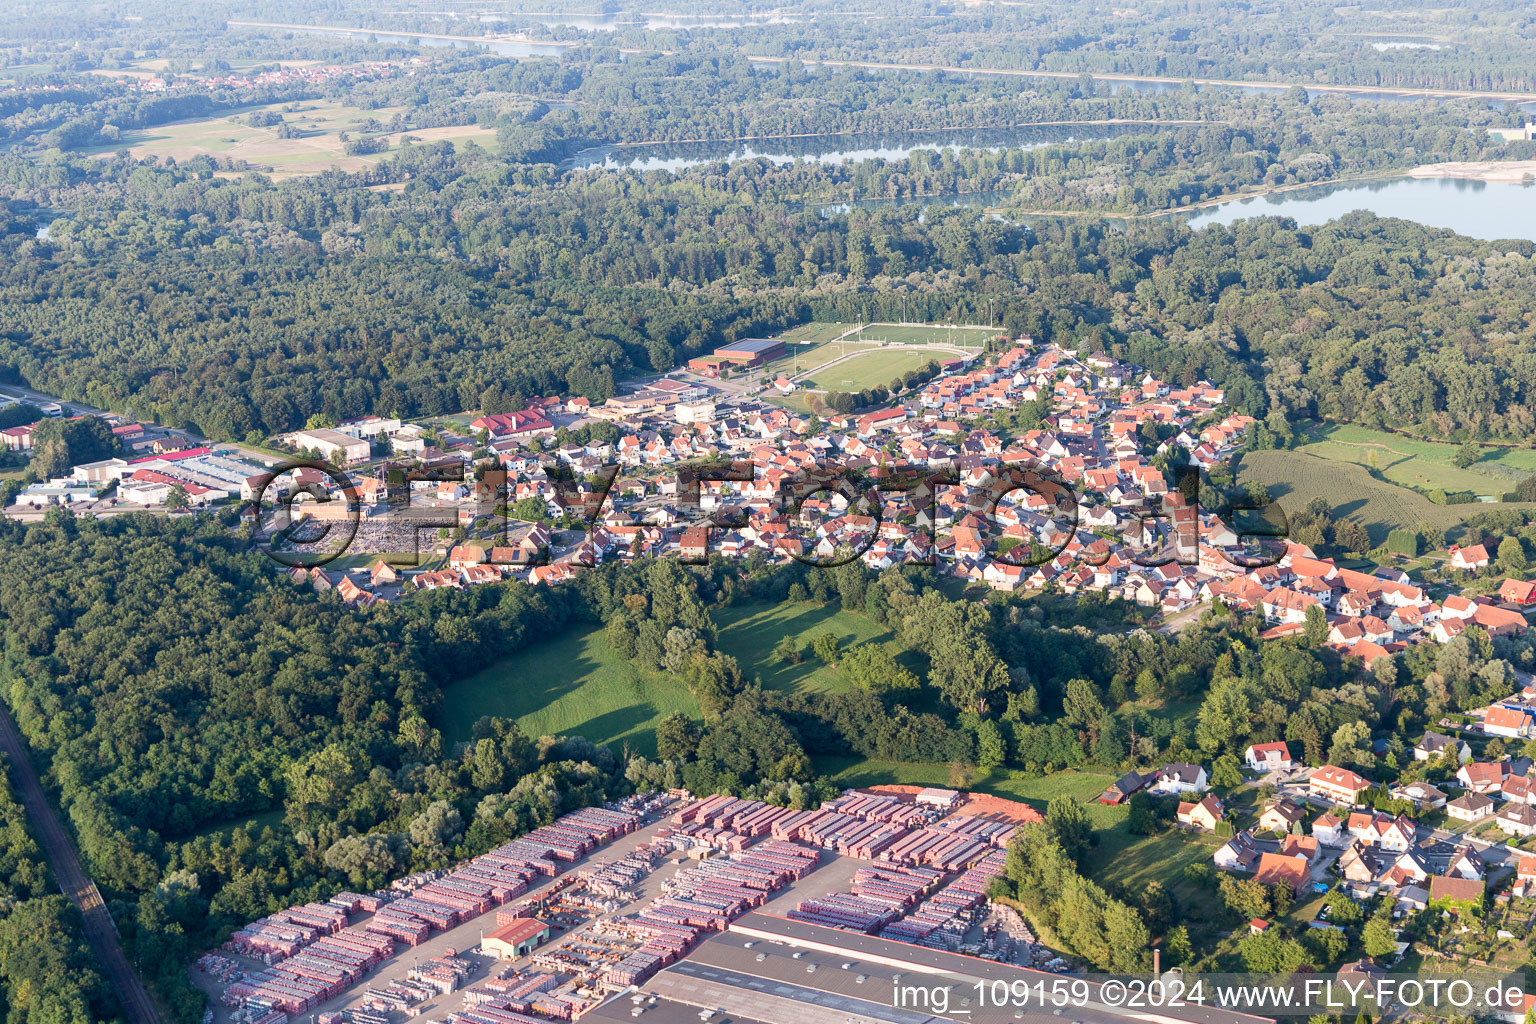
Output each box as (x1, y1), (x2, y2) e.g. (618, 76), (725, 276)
(443, 600), (905, 753)
(188, 807), (285, 841)
(1239, 449), (1536, 545)
(758, 338), (863, 380)
(1299, 423), (1536, 496)
(776, 322), (859, 344)
(713, 600), (904, 694)
(851, 323), (997, 347)
(81, 99), (496, 175)
(799, 348), (950, 392)
(441, 624), (700, 756)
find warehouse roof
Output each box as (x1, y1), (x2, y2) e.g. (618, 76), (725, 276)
(716, 337), (783, 355)
(487, 916), (548, 946)
(695, 914), (1276, 1024)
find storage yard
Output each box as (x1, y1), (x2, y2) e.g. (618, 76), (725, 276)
(193, 787), (1073, 1024)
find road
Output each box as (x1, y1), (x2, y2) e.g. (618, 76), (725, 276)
(0, 709), (162, 1024)
(740, 54), (1536, 104)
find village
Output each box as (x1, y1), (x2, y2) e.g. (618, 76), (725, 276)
(7, 330), (1534, 652)
(230, 333), (1534, 665)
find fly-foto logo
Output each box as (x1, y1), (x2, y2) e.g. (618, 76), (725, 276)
(246, 456), (1288, 571)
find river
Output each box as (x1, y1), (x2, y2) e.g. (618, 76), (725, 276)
(562, 122), (1187, 173)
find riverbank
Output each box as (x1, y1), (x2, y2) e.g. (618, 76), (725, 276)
(601, 119), (1222, 149)
(1407, 159), (1536, 183)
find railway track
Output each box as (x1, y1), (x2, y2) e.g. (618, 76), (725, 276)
(0, 709), (162, 1024)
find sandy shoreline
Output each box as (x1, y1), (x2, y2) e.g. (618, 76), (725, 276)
(1407, 159), (1536, 183)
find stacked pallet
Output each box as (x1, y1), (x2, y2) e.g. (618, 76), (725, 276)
(226, 928), (387, 1016)
(837, 820), (909, 859)
(787, 892), (898, 933)
(880, 849), (1006, 947)
(448, 1003), (551, 1024)
(228, 901), (350, 959)
(932, 813), (1018, 847)
(879, 825), (990, 871)
(821, 792), (929, 827)
(851, 865), (944, 908)
(474, 972), (560, 1011)
(665, 821), (752, 852)
(582, 844), (665, 898)
(605, 841), (819, 986)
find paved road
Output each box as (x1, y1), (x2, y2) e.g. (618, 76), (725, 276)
(0, 709), (162, 1024)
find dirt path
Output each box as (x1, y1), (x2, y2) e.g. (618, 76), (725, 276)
(0, 709), (162, 1024)
(1311, 438), (1413, 458)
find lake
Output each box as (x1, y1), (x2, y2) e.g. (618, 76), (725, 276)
(562, 122), (1183, 173)
(1183, 176), (1536, 241)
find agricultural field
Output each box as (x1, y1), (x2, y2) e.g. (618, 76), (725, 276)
(1238, 449), (1536, 545)
(441, 624), (699, 756)
(80, 99), (495, 176)
(712, 599), (905, 695)
(1297, 423), (1536, 496)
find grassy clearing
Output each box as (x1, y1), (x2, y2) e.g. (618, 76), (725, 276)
(814, 756), (957, 788)
(1238, 449), (1536, 545)
(712, 600), (901, 694)
(323, 551), (428, 571)
(442, 600), (901, 755)
(758, 338), (863, 380)
(82, 99), (495, 176)
(441, 624), (699, 756)
(188, 807), (285, 841)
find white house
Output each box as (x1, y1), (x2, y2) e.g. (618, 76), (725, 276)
(1151, 763), (1208, 795)
(1244, 741), (1294, 772)
(1446, 792), (1495, 823)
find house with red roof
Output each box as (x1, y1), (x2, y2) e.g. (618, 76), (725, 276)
(1244, 741), (1293, 771)
(1309, 765), (1372, 806)
(1499, 578), (1536, 606)
(1450, 543), (1490, 571)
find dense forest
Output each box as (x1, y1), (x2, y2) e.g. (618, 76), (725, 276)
(7, 168), (1536, 438)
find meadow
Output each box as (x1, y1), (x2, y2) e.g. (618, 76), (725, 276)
(776, 322), (859, 345)
(855, 323), (998, 347)
(83, 99), (495, 176)
(441, 624), (699, 756)
(712, 600), (904, 694)
(441, 599), (906, 753)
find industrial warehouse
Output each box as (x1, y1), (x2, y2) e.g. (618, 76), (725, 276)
(194, 789), (1277, 1024)
(686, 338), (787, 376)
